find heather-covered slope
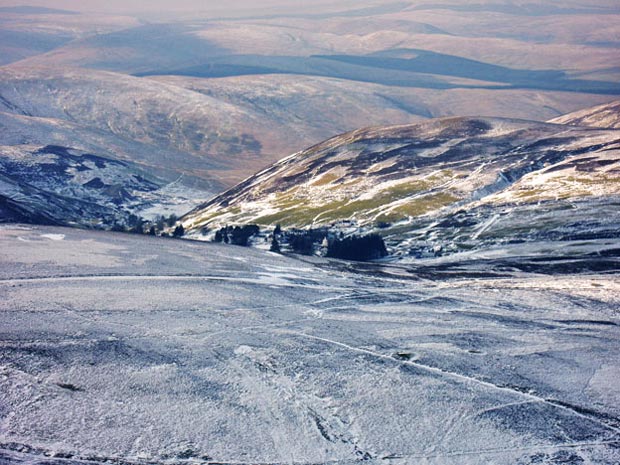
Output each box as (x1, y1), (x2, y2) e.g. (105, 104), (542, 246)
(183, 114), (620, 258)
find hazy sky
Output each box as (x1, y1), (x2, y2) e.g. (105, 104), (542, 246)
(0, 0), (370, 15)
(2, 0), (619, 17)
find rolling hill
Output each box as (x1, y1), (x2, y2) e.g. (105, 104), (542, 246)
(0, 65), (439, 193)
(182, 103), (620, 259)
(0, 65), (276, 190)
(1, 0), (618, 204)
(0, 7), (140, 66)
(5, 0), (618, 130)
(1, 1), (619, 237)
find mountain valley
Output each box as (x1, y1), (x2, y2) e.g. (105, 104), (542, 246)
(1, 2), (620, 464)
(1, 0), (619, 199)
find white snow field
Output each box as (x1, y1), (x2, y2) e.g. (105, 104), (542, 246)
(0, 225), (619, 465)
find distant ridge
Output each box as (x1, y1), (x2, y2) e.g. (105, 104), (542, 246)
(549, 99), (620, 129)
(0, 6), (78, 15)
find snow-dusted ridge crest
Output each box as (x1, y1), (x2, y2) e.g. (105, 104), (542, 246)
(549, 100), (620, 129)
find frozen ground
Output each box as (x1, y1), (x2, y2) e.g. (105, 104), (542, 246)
(0, 225), (619, 465)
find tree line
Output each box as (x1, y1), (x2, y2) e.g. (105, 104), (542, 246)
(106, 214), (389, 262)
(212, 224), (388, 261)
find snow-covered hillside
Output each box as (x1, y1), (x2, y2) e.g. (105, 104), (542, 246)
(0, 224), (619, 464)
(0, 66), (275, 190)
(0, 66), (423, 190)
(182, 112), (620, 258)
(0, 144), (209, 228)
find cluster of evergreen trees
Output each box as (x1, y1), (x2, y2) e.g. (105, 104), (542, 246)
(326, 234), (388, 261)
(109, 213), (184, 237)
(213, 225), (260, 246)
(280, 227), (388, 261)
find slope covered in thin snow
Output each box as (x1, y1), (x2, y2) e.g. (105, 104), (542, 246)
(182, 115), (620, 257)
(0, 224), (619, 464)
(0, 144), (209, 228)
(0, 66), (274, 190)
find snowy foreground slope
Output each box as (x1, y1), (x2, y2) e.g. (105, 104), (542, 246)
(1, 225), (619, 465)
